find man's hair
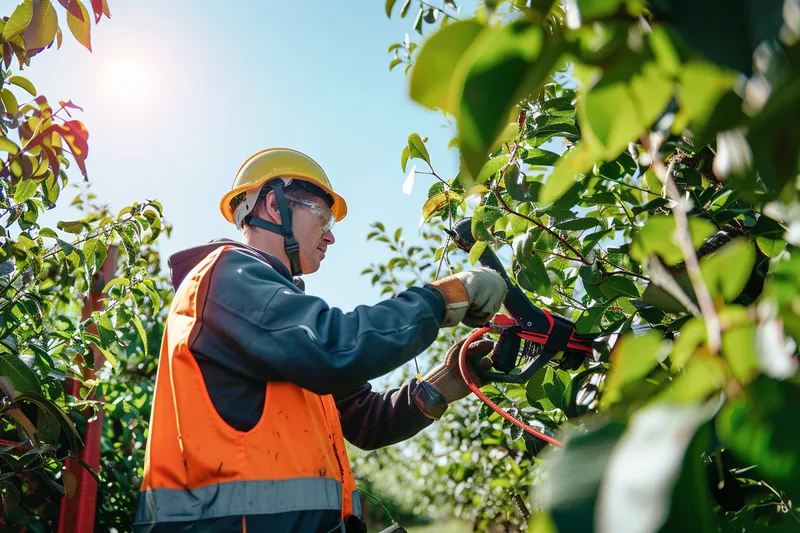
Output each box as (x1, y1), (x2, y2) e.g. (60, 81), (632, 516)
(241, 178), (333, 233)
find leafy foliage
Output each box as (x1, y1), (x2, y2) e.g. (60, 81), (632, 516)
(373, 0), (800, 530)
(0, 2), (171, 531)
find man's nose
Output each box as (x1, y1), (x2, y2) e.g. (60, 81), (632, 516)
(323, 230), (335, 245)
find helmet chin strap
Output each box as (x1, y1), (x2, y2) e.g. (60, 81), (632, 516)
(243, 182), (303, 277)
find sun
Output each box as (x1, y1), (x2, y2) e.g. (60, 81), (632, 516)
(103, 59), (151, 102)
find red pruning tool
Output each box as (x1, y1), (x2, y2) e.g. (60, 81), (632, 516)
(447, 218), (600, 448)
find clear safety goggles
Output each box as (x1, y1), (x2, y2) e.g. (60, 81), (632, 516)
(284, 194), (335, 233)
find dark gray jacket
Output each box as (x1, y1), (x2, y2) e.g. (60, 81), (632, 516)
(167, 239), (445, 450)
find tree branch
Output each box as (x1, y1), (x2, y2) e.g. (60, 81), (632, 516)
(649, 142), (720, 352)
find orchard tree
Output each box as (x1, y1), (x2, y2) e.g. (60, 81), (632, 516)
(0, 2), (172, 531)
(367, 0), (800, 531)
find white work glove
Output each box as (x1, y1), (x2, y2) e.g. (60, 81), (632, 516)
(430, 267), (507, 327)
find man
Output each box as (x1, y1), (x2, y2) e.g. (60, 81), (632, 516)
(134, 148), (507, 533)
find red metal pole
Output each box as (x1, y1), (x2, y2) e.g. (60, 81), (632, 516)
(58, 245), (118, 533)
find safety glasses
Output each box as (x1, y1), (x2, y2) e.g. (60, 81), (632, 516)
(284, 195), (335, 233)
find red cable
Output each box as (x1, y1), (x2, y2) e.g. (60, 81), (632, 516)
(459, 327), (564, 448)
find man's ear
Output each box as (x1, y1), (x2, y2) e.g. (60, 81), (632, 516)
(262, 190), (282, 224)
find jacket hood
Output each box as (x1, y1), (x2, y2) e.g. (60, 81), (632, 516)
(168, 238), (303, 291)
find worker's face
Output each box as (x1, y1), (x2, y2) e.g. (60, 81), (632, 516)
(283, 194), (336, 274)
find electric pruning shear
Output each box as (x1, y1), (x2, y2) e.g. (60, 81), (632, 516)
(447, 217), (601, 448)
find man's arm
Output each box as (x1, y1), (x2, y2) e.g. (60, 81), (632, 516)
(196, 248), (446, 396)
(334, 380), (434, 451)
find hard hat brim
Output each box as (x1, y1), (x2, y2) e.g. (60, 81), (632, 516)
(220, 174), (347, 224)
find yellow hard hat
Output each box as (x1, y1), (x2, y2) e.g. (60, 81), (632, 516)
(220, 148), (347, 226)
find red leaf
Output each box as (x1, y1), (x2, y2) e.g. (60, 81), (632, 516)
(58, 100), (84, 117)
(25, 120), (89, 179)
(90, 0), (102, 23)
(57, 0), (84, 22)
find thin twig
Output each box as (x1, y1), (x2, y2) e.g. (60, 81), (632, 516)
(613, 191), (636, 227)
(555, 288), (587, 310)
(650, 141), (720, 352)
(415, 170), (449, 187)
(531, 247), (581, 262)
(759, 480), (800, 523)
(599, 257), (650, 281)
(593, 174), (654, 194)
(512, 493), (531, 520)
(493, 190), (590, 265)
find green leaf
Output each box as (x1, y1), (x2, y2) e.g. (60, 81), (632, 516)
(602, 331), (663, 407)
(389, 57), (403, 71)
(1, 89), (18, 116)
(82, 238), (107, 273)
(385, 0), (397, 17)
(407, 133), (431, 165)
(410, 20), (485, 113)
(716, 377), (800, 497)
(574, 304), (607, 334)
(456, 21), (565, 177)
(554, 217), (601, 231)
(132, 314), (149, 358)
(0, 351), (41, 394)
(2, 0), (33, 42)
(102, 276), (130, 293)
(13, 179), (37, 203)
(600, 276), (639, 299)
(575, 0), (623, 22)
(525, 366), (551, 405)
(56, 220), (84, 235)
(669, 318), (706, 371)
(38, 227), (57, 239)
(657, 355), (726, 404)
(517, 252), (551, 298)
(522, 147), (560, 166)
(469, 240), (487, 266)
(537, 420), (626, 532)
(421, 190), (463, 222)
(401, 145), (410, 172)
(676, 60), (738, 131)
(89, 339), (117, 368)
(475, 154), (509, 184)
(579, 55), (672, 160)
(471, 205), (493, 241)
(597, 405), (715, 533)
(748, 76), (800, 195)
(7, 76), (36, 96)
(630, 215), (717, 266)
(0, 137), (20, 154)
(755, 235), (786, 258)
(721, 325), (758, 384)
(699, 238), (755, 302)
(503, 165), (530, 202)
(539, 141), (598, 204)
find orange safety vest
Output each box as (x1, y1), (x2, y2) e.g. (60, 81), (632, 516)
(134, 246), (361, 531)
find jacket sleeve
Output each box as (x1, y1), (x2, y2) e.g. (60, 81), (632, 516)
(197, 248), (446, 396)
(334, 379), (434, 450)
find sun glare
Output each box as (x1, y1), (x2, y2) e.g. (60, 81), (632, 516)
(103, 59), (151, 102)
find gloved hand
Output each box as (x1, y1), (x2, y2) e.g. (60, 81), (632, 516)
(430, 267), (507, 327)
(423, 335), (496, 404)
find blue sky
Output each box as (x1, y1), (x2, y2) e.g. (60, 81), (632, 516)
(9, 0), (465, 311)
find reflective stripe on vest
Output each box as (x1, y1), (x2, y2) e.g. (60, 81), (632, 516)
(134, 477), (342, 524)
(136, 245), (359, 526)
